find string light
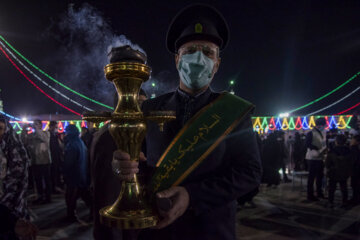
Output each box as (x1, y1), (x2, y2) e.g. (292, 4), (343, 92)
(0, 35), (113, 110)
(295, 117), (303, 130)
(306, 86), (360, 116)
(0, 46), (82, 116)
(288, 71), (360, 113)
(335, 102), (360, 115)
(251, 115), (352, 131)
(0, 41), (93, 111)
(10, 116), (353, 134)
(0, 110), (21, 120)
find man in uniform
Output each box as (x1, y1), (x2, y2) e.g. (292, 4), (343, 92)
(113, 4), (262, 240)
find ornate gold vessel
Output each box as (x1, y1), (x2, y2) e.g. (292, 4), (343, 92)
(83, 46), (175, 229)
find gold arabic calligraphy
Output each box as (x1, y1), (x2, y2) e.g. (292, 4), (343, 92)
(153, 114), (221, 191)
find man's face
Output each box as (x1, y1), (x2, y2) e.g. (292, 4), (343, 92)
(175, 40), (221, 80)
(0, 122), (5, 139)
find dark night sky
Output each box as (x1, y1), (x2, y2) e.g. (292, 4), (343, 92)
(0, 0), (359, 118)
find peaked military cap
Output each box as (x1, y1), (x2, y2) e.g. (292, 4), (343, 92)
(166, 4), (229, 53)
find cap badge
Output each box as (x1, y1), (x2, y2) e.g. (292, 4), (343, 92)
(195, 23), (203, 33)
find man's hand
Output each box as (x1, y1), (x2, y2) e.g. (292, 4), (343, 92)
(155, 186), (190, 229)
(112, 150), (146, 181)
(15, 219), (38, 240)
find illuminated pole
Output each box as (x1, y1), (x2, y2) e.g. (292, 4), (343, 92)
(229, 80), (235, 95)
(151, 82), (156, 99)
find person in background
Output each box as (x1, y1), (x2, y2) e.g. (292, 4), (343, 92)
(350, 135), (360, 205)
(326, 129), (337, 152)
(0, 116), (38, 239)
(293, 132), (305, 171)
(262, 132), (282, 188)
(81, 127), (93, 150)
(20, 124), (35, 190)
(49, 121), (64, 194)
(325, 134), (352, 208)
(63, 124), (91, 222)
(277, 131), (291, 183)
(29, 119), (52, 204)
(305, 118), (327, 201)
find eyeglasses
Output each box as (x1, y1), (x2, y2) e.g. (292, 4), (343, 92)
(180, 44), (218, 58)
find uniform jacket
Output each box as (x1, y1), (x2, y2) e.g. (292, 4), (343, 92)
(139, 88), (262, 240)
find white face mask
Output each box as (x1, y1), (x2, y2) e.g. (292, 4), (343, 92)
(178, 51), (214, 90)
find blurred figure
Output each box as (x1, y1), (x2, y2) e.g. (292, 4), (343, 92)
(30, 119), (52, 204)
(350, 135), (360, 205)
(325, 135), (352, 208)
(0, 116), (38, 239)
(81, 127), (93, 150)
(326, 129), (337, 152)
(262, 132), (282, 187)
(63, 125), (91, 221)
(20, 124), (34, 190)
(293, 132), (306, 171)
(49, 121), (63, 193)
(277, 131), (291, 183)
(305, 118), (327, 201)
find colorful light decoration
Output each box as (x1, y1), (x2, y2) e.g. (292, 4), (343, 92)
(336, 102), (360, 115)
(306, 86), (360, 116)
(0, 110), (21, 120)
(8, 115), (353, 135)
(251, 115), (352, 132)
(0, 41), (93, 112)
(0, 35), (113, 110)
(0, 46), (82, 116)
(287, 71), (360, 114)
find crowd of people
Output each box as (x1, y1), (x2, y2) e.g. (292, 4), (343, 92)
(0, 112), (359, 239)
(259, 116), (360, 208)
(0, 115), (95, 239)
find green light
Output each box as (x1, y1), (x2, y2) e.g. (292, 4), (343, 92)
(289, 71), (360, 113)
(0, 35), (114, 110)
(152, 82), (156, 87)
(230, 80), (234, 85)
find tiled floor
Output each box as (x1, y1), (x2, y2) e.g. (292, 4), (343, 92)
(30, 177), (360, 239)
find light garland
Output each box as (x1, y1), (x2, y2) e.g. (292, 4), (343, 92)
(252, 115), (352, 132)
(0, 41), (93, 112)
(306, 86), (360, 116)
(0, 46), (82, 116)
(288, 71), (360, 113)
(0, 110), (21, 120)
(0, 35), (113, 110)
(8, 115), (353, 135)
(336, 102), (360, 115)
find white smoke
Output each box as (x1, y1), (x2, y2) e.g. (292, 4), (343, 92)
(46, 3), (146, 109)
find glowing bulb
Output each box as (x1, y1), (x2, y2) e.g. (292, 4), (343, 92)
(279, 113), (289, 118)
(22, 117), (28, 122)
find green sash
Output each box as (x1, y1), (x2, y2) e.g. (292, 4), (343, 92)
(149, 92), (254, 193)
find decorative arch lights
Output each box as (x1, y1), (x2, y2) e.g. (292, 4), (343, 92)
(8, 116), (354, 134)
(251, 115), (352, 131)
